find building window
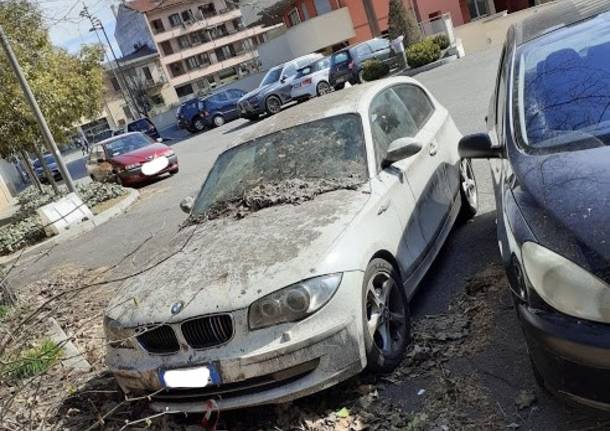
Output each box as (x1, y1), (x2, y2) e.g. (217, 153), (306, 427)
(186, 56), (200, 70)
(150, 94), (164, 105)
(177, 35), (191, 49)
(110, 77), (120, 91)
(175, 84), (194, 98)
(169, 62), (186, 77)
(160, 41), (174, 56)
(215, 45), (235, 61)
(218, 67), (238, 82)
(287, 8), (301, 27)
(467, 0), (490, 19)
(198, 3), (216, 19)
(150, 18), (165, 34)
(190, 30), (208, 45)
(181, 9), (194, 22)
(314, 0), (332, 15)
(142, 66), (153, 81)
(122, 105), (133, 121)
(168, 13), (182, 27)
(209, 24), (227, 40)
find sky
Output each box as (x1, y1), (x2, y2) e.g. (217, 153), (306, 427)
(35, 0), (121, 54)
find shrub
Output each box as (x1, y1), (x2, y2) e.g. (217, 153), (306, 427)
(362, 59), (390, 82)
(2, 339), (62, 379)
(0, 216), (46, 256)
(406, 39), (442, 68)
(431, 33), (450, 50)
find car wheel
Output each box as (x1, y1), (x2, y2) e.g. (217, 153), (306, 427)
(213, 115), (225, 128)
(265, 95), (282, 115)
(458, 158), (478, 221)
(193, 117), (207, 132)
(317, 81), (332, 96)
(362, 258), (410, 373)
(334, 83), (345, 91)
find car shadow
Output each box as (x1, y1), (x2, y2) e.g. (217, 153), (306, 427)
(223, 119), (260, 135)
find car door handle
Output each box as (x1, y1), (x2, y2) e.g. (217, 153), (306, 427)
(429, 141), (439, 156)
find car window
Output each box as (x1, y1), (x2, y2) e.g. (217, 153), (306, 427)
(393, 85), (435, 129)
(331, 51), (351, 65)
(260, 67), (282, 86)
(516, 12), (610, 151)
(105, 134), (153, 157)
(192, 114), (368, 216)
(210, 92), (229, 102)
(127, 119), (152, 132)
(369, 88), (418, 162)
(369, 39), (389, 51)
(354, 44), (372, 58)
(296, 65), (313, 78)
(228, 89), (244, 99)
(282, 63), (297, 78)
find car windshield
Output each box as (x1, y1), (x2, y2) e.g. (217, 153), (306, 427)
(516, 11), (610, 151)
(92, 130), (113, 143)
(128, 119), (152, 132)
(331, 51), (350, 65)
(105, 134), (152, 157)
(190, 114), (368, 221)
(33, 154), (55, 168)
(260, 67), (282, 87)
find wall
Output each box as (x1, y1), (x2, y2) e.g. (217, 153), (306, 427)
(415, 0), (467, 26)
(454, 2), (553, 54)
(114, 4), (156, 56)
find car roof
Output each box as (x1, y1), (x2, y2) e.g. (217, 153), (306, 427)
(97, 131), (145, 146)
(513, 0), (610, 46)
(237, 76), (422, 143)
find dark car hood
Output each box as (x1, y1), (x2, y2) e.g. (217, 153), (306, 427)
(241, 83), (277, 101)
(106, 188), (370, 325)
(514, 145), (610, 279)
(111, 143), (169, 165)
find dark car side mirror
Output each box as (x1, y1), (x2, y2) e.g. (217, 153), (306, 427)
(180, 196), (194, 214)
(459, 133), (501, 159)
(382, 137), (422, 167)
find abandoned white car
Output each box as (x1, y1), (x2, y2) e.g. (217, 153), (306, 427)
(104, 76), (478, 412)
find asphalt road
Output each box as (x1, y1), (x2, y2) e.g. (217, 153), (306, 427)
(12, 47), (610, 429)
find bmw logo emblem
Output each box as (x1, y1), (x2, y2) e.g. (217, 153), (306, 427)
(171, 301), (184, 315)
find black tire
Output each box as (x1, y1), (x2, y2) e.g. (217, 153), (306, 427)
(334, 83), (346, 91)
(458, 158), (478, 222)
(265, 95), (282, 115)
(193, 116), (207, 132)
(362, 258), (411, 373)
(316, 81), (332, 96)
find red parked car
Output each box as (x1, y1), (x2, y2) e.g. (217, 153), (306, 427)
(86, 132), (178, 186)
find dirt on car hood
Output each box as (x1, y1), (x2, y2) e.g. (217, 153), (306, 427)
(106, 187), (370, 326)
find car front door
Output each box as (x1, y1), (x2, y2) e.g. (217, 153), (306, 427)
(277, 63), (298, 102)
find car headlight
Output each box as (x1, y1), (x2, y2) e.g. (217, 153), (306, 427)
(522, 242), (610, 323)
(248, 274), (342, 330)
(104, 316), (136, 349)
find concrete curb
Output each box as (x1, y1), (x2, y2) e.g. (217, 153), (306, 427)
(397, 55), (459, 77)
(0, 188), (140, 265)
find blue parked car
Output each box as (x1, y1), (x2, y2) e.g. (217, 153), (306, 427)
(32, 154), (61, 183)
(176, 88), (246, 134)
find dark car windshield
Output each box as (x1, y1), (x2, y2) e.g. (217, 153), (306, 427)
(516, 11), (610, 151)
(128, 119), (153, 132)
(191, 114), (368, 220)
(33, 154), (55, 168)
(260, 67), (282, 87)
(105, 134), (152, 157)
(331, 51), (351, 65)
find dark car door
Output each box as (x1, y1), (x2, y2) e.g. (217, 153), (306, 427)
(369, 38), (394, 65)
(226, 89), (246, 120)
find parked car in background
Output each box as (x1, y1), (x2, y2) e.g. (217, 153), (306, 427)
(104, 77), (478, 412)
(90, 129), (114, 144)
(329, 38), (400, 90)
(459, 0), (610, 411)
(238, 53), (324, 119)
(87, 132), (178, 186)
(290, 57), (332, 101)
(176, 88), (246, 133)
(33, 154), (61, 183)
(127, 117), (161, 140)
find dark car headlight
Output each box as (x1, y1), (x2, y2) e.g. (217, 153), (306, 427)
(522, 242), (610, 323)
(248, 274), (342, 330)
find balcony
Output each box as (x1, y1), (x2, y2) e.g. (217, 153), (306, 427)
(169, 50), (258, 87)
(153, 8), (242, 43)
(159, 25), (269, 66)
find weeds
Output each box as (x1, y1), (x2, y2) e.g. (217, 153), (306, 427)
(3, 339), (62, 379)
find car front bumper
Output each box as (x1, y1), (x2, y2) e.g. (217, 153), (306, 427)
(518, 303), (610, 410)
(239, 98), (264, 116)
(106, 271), (366, 412)
(117, 155), (178, 186)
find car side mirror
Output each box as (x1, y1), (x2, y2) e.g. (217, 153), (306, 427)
(156, 137), (164, 143)
(459, 133), (501, 159)
(280, 76), (286, 83)
(382, 137), (422, 167)
(180, 196), (194, 214)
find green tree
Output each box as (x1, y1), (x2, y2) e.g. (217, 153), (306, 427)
(0, 0), (104, 189)
(388, 0), (422, 47)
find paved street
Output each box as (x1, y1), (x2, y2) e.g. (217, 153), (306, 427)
(11, 47), (610, 428)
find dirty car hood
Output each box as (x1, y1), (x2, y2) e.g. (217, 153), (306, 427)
(107, 188), (370, 326)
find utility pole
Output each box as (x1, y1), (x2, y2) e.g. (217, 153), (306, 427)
(80, 4), (140, 118)
(362, 0), (381, 37)
(0, 25), (77, 194)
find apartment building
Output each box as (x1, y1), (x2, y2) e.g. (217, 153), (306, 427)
(127, 0), (277, 100)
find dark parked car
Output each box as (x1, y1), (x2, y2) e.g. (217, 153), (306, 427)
(459, 0), (610, 410)
(176, 88), (246, 133)
(33, 154), (61, 183)
(127, 117), (160, 140)
(329, 38), (400, 90)
(237, 53), (323, 119)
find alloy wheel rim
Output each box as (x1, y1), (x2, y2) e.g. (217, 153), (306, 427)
(267, 97), (281, 114)
(460, 159), (478, 209)
(214, 116), (224, 127)
(366, 272), (405, 355)
(318, 82), (331, 95)
(195, 119), (205, 130)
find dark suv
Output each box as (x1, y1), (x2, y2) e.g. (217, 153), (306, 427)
(329, 38), (399, 89)
(127, 117), (160, 140)
(176, 88), (246, 133)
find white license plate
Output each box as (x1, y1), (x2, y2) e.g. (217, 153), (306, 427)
(141, 156), (169, 176)
(160, 365), (221, 389)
